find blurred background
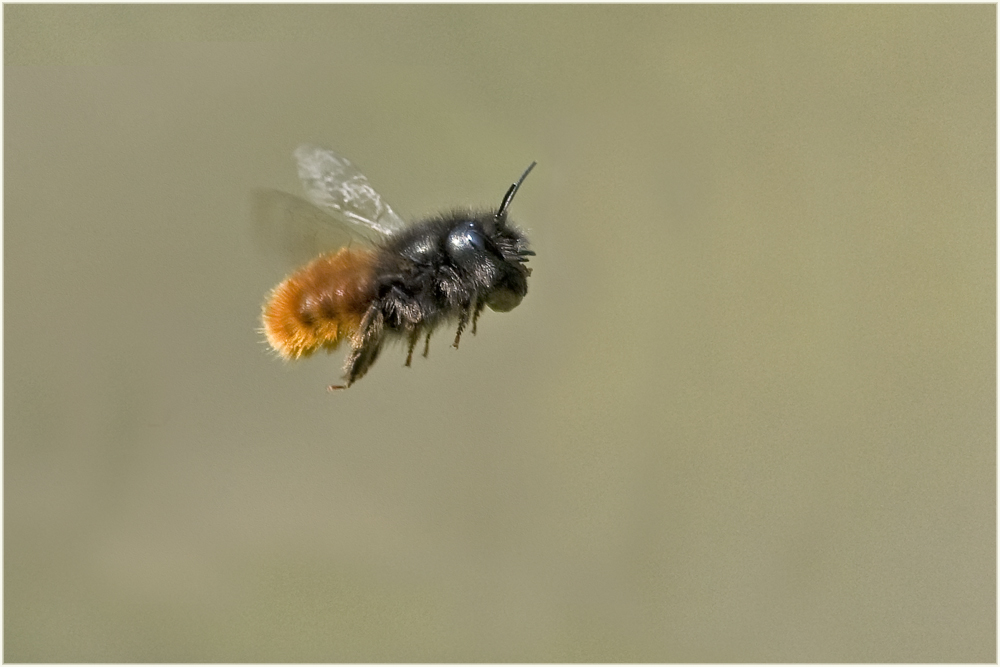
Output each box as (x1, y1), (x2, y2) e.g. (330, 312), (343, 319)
(4, 5), (994, 662)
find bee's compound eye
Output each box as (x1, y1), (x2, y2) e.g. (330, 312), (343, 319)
(447, 222), (487, 259)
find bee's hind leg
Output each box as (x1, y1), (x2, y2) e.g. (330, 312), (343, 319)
(331, 306), (384, 390)
(338, 340), (382, 389)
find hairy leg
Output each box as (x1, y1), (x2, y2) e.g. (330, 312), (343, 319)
(471, 299), (485, 335)
(332, 305), (385, 388)
(453, 306), (469, 348)
(405, 327), (420, 367)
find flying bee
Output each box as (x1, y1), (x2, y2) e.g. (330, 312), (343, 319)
(261, 145), (536, 389)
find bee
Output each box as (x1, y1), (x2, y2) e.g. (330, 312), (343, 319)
(261, 145), (536, 389)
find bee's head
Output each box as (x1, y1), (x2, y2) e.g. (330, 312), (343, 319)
(445, 162), (536, 312)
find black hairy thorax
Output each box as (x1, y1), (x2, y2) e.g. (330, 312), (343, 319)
(371, 210), (532, 334)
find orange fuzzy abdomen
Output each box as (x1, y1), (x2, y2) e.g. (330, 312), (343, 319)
(262, 248), (377, 359)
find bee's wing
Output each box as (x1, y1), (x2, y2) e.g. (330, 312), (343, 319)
(294, 144), (408, 237)
(250, 188), (376, 269)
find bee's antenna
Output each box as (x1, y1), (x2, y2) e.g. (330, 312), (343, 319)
(497, 161), (537, 219)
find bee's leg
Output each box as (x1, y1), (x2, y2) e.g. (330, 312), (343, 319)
(335, 343), (382, 390)
(454, 299), (482, 348)
(422, 330), (432, 358)
(332, 305), (384, 390)
(471, 299), (485, 335)
(405, 328), (420, 367)
(452, 304), (472, 350)
(453, 306), (470, 348)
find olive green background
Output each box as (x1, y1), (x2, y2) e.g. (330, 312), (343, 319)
(5, 5), (995, 662)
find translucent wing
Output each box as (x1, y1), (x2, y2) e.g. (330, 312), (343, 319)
(250, 188), (374, 269)
(294, 144), (408, 236)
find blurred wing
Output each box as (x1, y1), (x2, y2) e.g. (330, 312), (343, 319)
(250, 188), (375, 269)
(294, 144), (408, 236)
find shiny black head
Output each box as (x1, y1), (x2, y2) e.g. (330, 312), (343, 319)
(444, 162), (536, 311)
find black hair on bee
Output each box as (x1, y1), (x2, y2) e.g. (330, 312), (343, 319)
(262, 149), (536, 390)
